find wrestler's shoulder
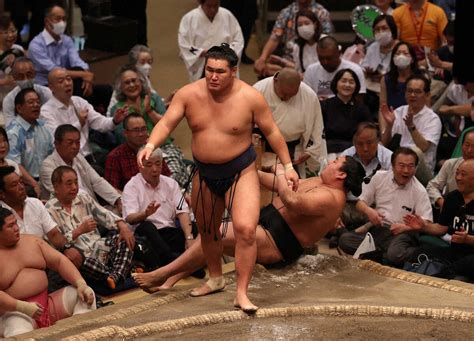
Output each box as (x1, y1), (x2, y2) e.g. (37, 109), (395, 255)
(175, 80), (207, 97)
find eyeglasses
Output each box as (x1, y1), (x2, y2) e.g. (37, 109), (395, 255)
(0, 29), (17, 36)
(125, 127), (147, 133)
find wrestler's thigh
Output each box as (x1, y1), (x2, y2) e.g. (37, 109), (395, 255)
(191, 173), (225, 233)
(227, 164), (260, 233)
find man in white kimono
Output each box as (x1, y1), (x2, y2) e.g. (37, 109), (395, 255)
(253, 68), (327, 177)
(178, 0), (244, 82)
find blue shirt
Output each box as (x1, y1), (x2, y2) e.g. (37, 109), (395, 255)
(28, 29), (89, 85)
(6, 116), (54, 178)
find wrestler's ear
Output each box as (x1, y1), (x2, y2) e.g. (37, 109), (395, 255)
(336, 171), (347, 181)
(231, 66), (237, 77)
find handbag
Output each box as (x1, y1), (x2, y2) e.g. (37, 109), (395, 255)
(403, 254), (447, 277)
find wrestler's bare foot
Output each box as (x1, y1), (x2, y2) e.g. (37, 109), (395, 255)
(132, 271), (167, 290)
(233, 294), (258, 314)
(189, 276), (225, 297)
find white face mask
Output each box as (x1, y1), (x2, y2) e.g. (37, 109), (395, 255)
(393, 54), (412, 69)
(52, 21), (67, 35)
(297, 24), (315, 41)
(374, 31), (392, 46)
(137, 63), (152, 77)
(16, 79), (35, 90)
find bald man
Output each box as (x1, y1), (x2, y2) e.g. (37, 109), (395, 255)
(253, 68), (327, 176)
(40, 68), (127, 158)
(404, 159), (474, 282)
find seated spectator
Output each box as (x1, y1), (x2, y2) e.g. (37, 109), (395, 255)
(0, 14), (24, 89)
(253, 68), (327, 177)
(0, 208), (95, 338)
(178, 0), (243, 82)
(28, 5), (112, 111)
(40, 125), (122, 210)
(41, 68), (126, 160)
(341, 122), (393, 177)
(427, 130), (474, 210)
(304, 36), (366, 101)
(438, 81), (474, 139)
(338, 147), (432, 266)
(107, 45), (159, 115)
(7, 88), (53, 180)
(381, 75), (441, 185)
(339, 122), (393, 230)
(254, 0), (333, 77)
(292, 10), (325, 73)
(110, 65), (189, 188)
(111, 64), (165, 145)
(428, 21), (454, 85)
(0, 127), (39, 196)
(122, 148), (194, 270)
(361, 14), (398, 117)
(46, 166), (134, 289)
(392, 0), (447, 60)
(0, 166), (65, 247)
(404, 159), (474, 282)
(104, 113), (172, 191)
(3, 57), (52, 126)
(379, 41), (420, 131)
(321, 69), (372, 157)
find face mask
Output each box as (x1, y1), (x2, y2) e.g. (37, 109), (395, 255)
(448, 45), (454, 54)
(297, 24), (315, 41)
(374, 31), (392, 46)
(52, 21), (66, 35)
(393, 54), (412, 69)
(137, 63), (152, 77)
(16, 79), (34, 90)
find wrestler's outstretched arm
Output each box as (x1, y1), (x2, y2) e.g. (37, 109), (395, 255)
(251, 90), (299, 189)
(35, 237), (94, 304)
(137, 88), (187, 167)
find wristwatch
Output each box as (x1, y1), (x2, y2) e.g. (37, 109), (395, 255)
(60, 242), (73, 252)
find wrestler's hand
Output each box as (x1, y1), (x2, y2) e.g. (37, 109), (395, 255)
(137, 145), (153, 168)
(16, 300), (44, 319)
(285, 168), (299, 191)
(64, 247), (84, 268)
(117, 221), (135, 250)
(75, 279), (95, 305)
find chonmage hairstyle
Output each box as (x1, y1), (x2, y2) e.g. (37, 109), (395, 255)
(341, 156), (365, 196)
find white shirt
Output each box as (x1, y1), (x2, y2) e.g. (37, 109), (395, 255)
(122, 174), (189, 231)
(447, 84), (474, 130)
(391, 105), (442, 171)
(360, 170), (432, 224)
(253, 77), (327, 174)
(178, 6), (244, 82)
(303, 59), (366, 97)
(426, 157), (463, 205)
(292, 42), (319, 73)
(341, 144), (393, 177)
(3, 84), (52, 126)
(360, 41), (392, 74)
(40, 95), (115, 156)
(1, 198), (57, 238)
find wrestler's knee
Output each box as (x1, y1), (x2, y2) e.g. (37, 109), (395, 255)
(232, 223), (256, 245)
(1, 312), (35, 338)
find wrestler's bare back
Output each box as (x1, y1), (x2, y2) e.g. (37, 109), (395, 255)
(179, 78), (266, 163)
(0, 236), (48, 300)
(272, 177), (346, 247)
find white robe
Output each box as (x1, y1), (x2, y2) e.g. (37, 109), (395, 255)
(253, 77), (327, 176)
(178, 6), (244, 82)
